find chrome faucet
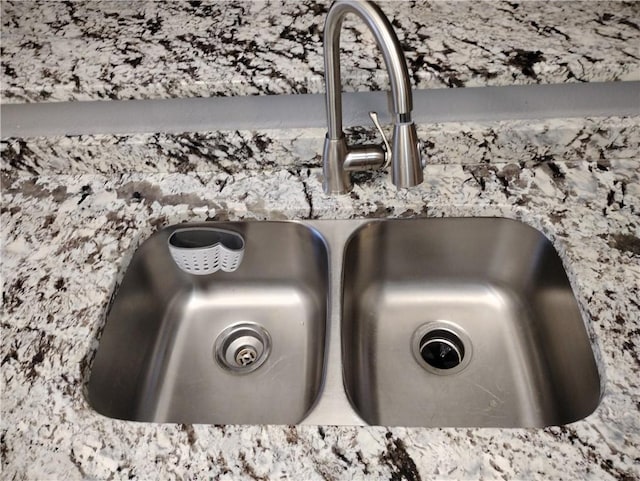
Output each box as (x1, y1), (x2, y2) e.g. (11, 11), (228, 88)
(322, 0), (423, 194)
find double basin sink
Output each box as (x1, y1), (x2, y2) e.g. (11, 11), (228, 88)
(88, 218), (601, 427)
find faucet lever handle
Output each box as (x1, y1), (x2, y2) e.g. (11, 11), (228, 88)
(368, 111), (392, 169)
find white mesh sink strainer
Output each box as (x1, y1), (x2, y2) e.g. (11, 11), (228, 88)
(168, 227), (245, 275)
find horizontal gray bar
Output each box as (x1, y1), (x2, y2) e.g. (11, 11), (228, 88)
(1, 82), (638, 137)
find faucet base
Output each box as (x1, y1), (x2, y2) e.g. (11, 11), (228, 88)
(323, 135), (389, 194)
(322, 136), (351, 194)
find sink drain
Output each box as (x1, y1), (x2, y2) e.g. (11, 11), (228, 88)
(419, 329), (464, 369)
(214, 323), (271, 374)
(412, 321), (472, 375)
(235, 346), (258, 367)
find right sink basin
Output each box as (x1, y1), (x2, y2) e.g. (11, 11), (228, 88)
(342, 218), (601, 427)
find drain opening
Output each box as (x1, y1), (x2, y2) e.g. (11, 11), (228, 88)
(412, 321), (472, 375)
(214, 323), (271, 374)
(235, 346), (258, 367)
(419, 329), (464, 370)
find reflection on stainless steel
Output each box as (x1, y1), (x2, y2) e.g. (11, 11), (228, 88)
(88, 218), (600, 427)
(342, 218), (601, 427)
(88, 222), (329, 425)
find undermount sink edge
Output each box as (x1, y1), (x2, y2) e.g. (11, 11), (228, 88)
(87, 217), (601, 428)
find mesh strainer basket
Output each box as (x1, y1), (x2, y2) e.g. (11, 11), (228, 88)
(168, 227), (245, 275)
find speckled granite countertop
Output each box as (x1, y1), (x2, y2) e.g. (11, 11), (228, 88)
(2, 0), (640, 477)
(1, 114), (639, 479)
(2, 0), (640, 103)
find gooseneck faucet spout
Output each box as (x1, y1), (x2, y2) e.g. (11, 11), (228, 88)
(322, 0), (424, 194)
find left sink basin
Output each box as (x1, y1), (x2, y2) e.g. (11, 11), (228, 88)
(88, 222), (329, 424)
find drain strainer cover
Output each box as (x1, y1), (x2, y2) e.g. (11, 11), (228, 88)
(214, 323), (271, 374)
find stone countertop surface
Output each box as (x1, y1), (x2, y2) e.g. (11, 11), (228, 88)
(1, 116), (639, 480)
(2, 0), (639, 104)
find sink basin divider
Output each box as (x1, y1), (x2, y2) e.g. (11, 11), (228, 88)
(298, 219), (370, 425)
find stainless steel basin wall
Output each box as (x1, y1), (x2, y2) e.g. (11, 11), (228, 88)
(341, 218), (601, 427)
(89, 222), (329, 424)
(87, 218), (601, 427)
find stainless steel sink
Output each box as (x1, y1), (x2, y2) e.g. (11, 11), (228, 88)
(87, 218), (600, 427)
(342, 218), (601, 427)
(88, 222), (329, 424)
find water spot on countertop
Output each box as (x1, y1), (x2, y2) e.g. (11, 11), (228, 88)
(506, 49), (545, 78)
(116, 180), (209, 207)
(116, 181), (162, 202)
(609, 233), (640, 256)
(4, 178), (69, 201)
(3, 277), (25, 313)
(356, 450), (371, 475)
(380, 432), (421, 481)
(285, 426), (299, 444)
(77, 185), (92, 204)
(54, 277), (66, 291)
(364, 202), (393, 218)
(549, 209), (567, 224)
(42, 214), (56, 228)
(619, 18), (640, 31)
(497, 163), (521, 183)
(238, 452), (267, 481)
(332, 445), (351, 466)
(180, 424), (197, 447)
(1, 205), (21, 216)
(25, 331), (55, 381)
